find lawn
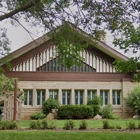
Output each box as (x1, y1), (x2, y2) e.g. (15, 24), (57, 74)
(19, 119), (140, 129)
(0, 131), (140, 140)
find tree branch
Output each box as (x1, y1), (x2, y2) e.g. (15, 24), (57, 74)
(0, 0), (40, 21)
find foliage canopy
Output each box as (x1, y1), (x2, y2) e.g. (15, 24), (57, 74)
(125, 84), (140, 111)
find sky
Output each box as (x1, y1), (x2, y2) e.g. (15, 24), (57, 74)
(2, 21), (126, 53)
(1, 19), (138, 58)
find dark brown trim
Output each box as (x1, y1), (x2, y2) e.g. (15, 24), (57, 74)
(2, 40), (53, 70)
(5, 71), (133, 82)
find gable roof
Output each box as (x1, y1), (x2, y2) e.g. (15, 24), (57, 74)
(0, 22), (129, 67)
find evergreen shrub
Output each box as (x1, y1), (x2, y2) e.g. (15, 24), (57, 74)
(58, 105), (93, 119)
(87, 94), (102, 116)
(42, 98), (60, 115)
(30, 112), (46, 120)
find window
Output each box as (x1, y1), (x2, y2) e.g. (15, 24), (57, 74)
(49, 90), (58, 100)
(87, 90), (96, 100)
(36, 90), (45, 105)
(100, 90), (109, 105)
(75, 90), (83, 105)
(24, 90), (33, 105)
(112, 90), (121, 105)
(62, 90), (71, 105)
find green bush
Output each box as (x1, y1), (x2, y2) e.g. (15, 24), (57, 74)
(58, 105), (93, 119)
(79, 120), (87, 130)
(48, 120), (56, 129)
(126, 121), (137, 129)
(30, 112), (46, 120)
(0, 121), (18, 130)
(30, 120), (49, 129)
(101, 104), (119, 119)
(42, 98), (60, 115)
(87, 94), (102, 116)
(63, 120), (75, 130)
(29, 121), (38, 129)
(116, 124), (122, 129)
(125, 85), (140, 112)
(41, 120), (48, 129)
(103, 120), (110, 129)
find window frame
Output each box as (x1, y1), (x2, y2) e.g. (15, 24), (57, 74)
(23, 89), (33, 106)
(62, 90), (71, 105)
(75, 90), (84, 105)
(49, 90), (58, 100)
(87, 90), (97, 100)
(36, 90), (46, 106)
(112, 90), (121, 106)
(100, 90), (109, 105)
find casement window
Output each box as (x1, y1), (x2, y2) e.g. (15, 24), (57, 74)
(24, 90), (33, 105)
(49, 90), (58, 100)
(112, 90), (121, 105)
(62, 90), (71, 105)
(100, 90), (109, 105)
(87, 90), (96, 100)
(36, 90), (45, 105)
(75, 90), (83, 105)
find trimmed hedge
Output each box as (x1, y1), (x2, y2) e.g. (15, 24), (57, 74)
(30, 112), (46, 120)
(57, 105), (93, 119)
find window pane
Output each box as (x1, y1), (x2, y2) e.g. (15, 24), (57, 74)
(67, 92), (70, 105)
(117, 91), (120, 105)
(62, 92), (65, 105)
(29, 90), (33, 105)
(105, 92), (108, 105)
(75, 91), (78, 104)
(49, 90), (53, 99)
(24, 91), (27, 105)
(37, 91), (40, 105)
(112, 91), (115, 105)
(80, 91), (83, 105)
(87, 91), (91, 100)
(42, 91), (45, 104)
(54, 90), (58, 100)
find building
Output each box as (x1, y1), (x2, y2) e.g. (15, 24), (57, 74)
(0, 23), (138, 119)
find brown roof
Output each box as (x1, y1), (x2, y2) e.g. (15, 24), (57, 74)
(0, 22), (129, 66)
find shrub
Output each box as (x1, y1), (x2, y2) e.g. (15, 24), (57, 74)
(30, 120), (48, 129)
(103, 120), (110, 129)
(29, 121), (37, 129)
(0, 121), (18, 130)
(126, 121), (137, 129)
(138, 122), (140, 129)
(79, 120), (87, 130)
(116, 124), (122, 129)
(58, 105), (93, 119)
(48, 120), (56, 129)
(87, 94), (102, 116)
(41, 119), (48, 129)
(29, 120), (42, 129)
(101, 104), (119, 119)
(42, 98), (60, 115)
(30, 112), (46, 120)
(63, 120), (75, 130)
(125, 85), (140, 113)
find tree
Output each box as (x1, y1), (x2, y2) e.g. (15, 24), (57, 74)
(125, 84), (140, 114)
(113, 58), (140, 82)
(87, 94), (102, 116)
(0, 74), (15, 95)
(0, 0), (140, 77)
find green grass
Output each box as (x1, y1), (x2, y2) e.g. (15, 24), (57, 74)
(0, 131), (140, 140)
(19, 119), (140, 129)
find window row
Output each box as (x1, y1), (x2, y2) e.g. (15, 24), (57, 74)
(24, 90), (121, 106)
